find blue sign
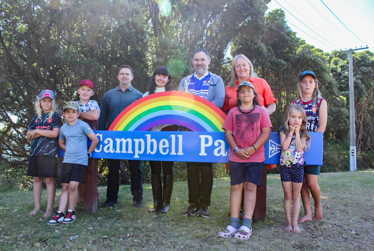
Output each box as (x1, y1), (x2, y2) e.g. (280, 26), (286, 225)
(264, 132), (323, 165)
(59, 131), (323, 165)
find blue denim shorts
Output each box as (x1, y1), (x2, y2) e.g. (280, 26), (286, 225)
(229, 161), (264, 186)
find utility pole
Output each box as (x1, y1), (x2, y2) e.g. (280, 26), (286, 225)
(343, 46), (369, 171)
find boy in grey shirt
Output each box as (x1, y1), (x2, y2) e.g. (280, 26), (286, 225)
(48, 101), (99, 225)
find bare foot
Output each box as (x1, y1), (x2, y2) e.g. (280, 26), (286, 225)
(284, 224), (293, 232)
(298, 214), (313, 223)
(313, 204), (323, 220)
(292, 224), (301, 233)
(43, 210), (53, 218)
(29, 208), (40, 216)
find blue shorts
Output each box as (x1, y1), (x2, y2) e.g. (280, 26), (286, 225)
(229, 161), (264, 186)
(280, 165), (304, 183)
(61, 163), (87, 183)
(304, 165), (321, 175)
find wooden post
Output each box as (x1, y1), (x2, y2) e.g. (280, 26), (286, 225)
(81, 119), (99, 214)
(253, 164), (267, 222)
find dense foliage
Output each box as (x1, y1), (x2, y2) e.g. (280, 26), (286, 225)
(1, 0), (373, 173)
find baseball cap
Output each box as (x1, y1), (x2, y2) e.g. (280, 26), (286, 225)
(299, 70), (316, 80)
(39, 90), (55, 100)
(79, 79), (94, 89)
(236, 81), (258, 95)
(63, 101), (79, 111)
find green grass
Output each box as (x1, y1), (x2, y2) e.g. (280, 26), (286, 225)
(0, 170), (373, 250)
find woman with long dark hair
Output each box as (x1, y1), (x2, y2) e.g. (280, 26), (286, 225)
(144, 66), (176, 213)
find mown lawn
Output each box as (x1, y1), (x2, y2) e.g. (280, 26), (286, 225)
(0, 170), (373, 250)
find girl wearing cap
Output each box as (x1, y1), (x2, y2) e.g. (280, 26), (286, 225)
(293, 70), (327, 222)
(26, 90), (62, 218)
(219, 81), (271, 240)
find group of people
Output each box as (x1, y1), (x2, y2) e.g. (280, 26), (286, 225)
(26, 49), (327, 240)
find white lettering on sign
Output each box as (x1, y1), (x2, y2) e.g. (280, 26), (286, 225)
(199, 135), (213, 156)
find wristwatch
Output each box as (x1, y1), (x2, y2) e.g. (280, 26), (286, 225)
(87, 152), (92, 158)
(232, 147), (239, 153)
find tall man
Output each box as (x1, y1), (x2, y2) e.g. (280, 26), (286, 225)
(99, 65), (143, 207)
(178, 49), (225, 217)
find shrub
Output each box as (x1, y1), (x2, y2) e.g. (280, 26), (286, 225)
(0, 162), (33, 191)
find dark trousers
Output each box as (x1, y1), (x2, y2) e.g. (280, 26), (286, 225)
(150, 161), (174, 176)
(107, 159), (143, 202)
(187, 162), (213, 207)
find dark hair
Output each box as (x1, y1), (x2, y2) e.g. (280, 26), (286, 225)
(193, 48), (210, 60)
(118, 65), (134, 75)
(235, 86), (260, 107)
(148, 66), (173, 94)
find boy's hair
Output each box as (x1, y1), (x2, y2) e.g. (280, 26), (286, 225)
(297, 73), (323, 102)
(234, 85), (260, 107)
(118, 65), (134, 76)
(283, 104), (310, 150)
(148, 66), (174, 95)
(230, 54), (255, 88)
(34, 96), (57, 120)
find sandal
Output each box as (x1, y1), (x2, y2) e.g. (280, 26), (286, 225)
(218, 225), (238, 238)
(234, 226), (252, 240)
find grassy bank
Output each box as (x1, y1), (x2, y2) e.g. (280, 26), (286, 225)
(0, 170), (373, 250)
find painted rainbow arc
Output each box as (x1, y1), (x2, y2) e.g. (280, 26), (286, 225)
(108, 91), (226, 132)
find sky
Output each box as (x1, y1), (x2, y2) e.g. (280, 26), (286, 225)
(266, 0), (374, 53)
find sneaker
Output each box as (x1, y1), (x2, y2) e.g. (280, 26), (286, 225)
(101, 200), (118, 208)
(184, 204), (199, 216)
(132, 200), (142, 207)
(48, 211), (65, 225)
(197, 206), (210, 218)
(63, 210), (76, 224)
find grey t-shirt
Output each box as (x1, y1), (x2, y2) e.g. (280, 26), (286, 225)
(59, 120), (93, 166)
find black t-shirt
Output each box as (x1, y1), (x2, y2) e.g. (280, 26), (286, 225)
(28, 112), (62, 157)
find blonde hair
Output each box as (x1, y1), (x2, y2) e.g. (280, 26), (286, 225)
(283, 104), (310, 150)
(230, 54), (255, 88)
(34, 96), (57, 120)
(297, 77), (323, 102)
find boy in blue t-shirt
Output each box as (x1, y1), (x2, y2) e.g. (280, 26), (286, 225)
(48, 101), (99, 225)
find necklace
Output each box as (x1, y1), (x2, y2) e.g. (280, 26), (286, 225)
(238, 105), (256, 114)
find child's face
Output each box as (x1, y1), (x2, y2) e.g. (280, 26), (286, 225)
(77, 85), (94, 101)
(63, 108), (79, 123)
(154, 74), (170, 87)
(289, 110), (303, 128)
(238, 86), (254, 104)
(300, 76), (317, 96)
(40, 98), (53, 113)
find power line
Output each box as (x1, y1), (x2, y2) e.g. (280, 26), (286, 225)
(265, 4), (336, 50)
(238, 0), (349, 77)
(273, 0), (340, 50)
(282, 0), (341, 46)
(305, 0), (350, 44)
(320, 0), (367, 46)
(239, 1), (327, 65)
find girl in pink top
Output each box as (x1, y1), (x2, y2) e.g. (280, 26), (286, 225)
(218, 81), (271, 240)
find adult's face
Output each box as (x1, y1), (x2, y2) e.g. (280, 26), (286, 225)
(192, 51), (211, 76)
(117, 67), (134, 86)
(235, 57), (250, 81)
